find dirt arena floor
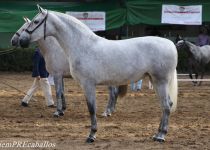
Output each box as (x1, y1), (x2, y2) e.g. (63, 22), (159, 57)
(0, 72), (210, 150)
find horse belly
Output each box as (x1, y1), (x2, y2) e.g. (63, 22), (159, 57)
(95, 64), (147, 86)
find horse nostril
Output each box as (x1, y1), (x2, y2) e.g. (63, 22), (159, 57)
(11, 39), (17, 46)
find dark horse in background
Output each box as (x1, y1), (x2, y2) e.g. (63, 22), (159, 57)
(176, 39), (210, 86)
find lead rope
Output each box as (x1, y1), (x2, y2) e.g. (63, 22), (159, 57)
(0, 79), (38, 102)
(0, 47), (17, 56)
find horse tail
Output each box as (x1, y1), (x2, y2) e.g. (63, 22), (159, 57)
(169, 69), (178, 112)
(118, 85), (128, 98)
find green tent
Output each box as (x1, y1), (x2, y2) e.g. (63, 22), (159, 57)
(1, 0), (210, 32)
(0, 1), (126, 32)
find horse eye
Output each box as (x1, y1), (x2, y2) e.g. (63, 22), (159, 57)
(34, 20), (39, 24)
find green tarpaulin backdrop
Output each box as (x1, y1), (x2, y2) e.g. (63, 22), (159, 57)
(1, 0), (210, 32)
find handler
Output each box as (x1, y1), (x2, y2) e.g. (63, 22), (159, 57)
(21, 47), (54, 107)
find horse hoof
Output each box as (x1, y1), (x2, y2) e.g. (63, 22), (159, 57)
(53, 111), (64, 117)
(59, 112), (64, 116)
(86, 136), (95, 143)
(21, 102), (28, 107)
(152, 135), (165, 143)
(101, 112), (111, 117)
(101, 112), (107, 117)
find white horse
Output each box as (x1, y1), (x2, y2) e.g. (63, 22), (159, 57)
(11, 17), (123, 117)
(18, 6), (178, 143)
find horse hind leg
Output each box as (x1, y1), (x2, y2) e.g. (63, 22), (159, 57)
(198, 67), (205, 86)
(153, 81), (172, 142)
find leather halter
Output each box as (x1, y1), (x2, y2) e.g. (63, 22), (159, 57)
(15, 32), (20, 37)
(25, 11), (48, 40)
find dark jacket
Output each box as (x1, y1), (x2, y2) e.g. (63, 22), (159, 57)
(32, 48), (49, 78)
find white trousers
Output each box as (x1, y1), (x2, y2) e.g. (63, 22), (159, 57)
(22, 78), (54, 106)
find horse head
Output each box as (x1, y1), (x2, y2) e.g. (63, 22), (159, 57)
(19, 5), (51, 48)
(175, 39), (187, 50)
(11, 17), (31, 47)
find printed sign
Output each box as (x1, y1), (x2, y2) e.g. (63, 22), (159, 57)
(66, 11), (105, 31)
(161, 5), (202, 25)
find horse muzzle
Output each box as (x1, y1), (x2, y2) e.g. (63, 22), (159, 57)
(11, 38), (18, 47)
(19, 37), (30, 48)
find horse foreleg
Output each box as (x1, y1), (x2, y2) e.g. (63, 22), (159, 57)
(194, 72), (199, 86)
(189, 73), (193, 81)
(153, 83), (172, 142)
(198, 68), (205, 86)
(81, 81), (97, 143)
(53, 75), (65, 117)
(102, 86), (119, 117)
(61, 77), (66, 110)
(189, 69), (196, 86)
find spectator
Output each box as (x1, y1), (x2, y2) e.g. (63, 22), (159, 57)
(196, 26), (210, 46)
(130, 80), (142, 91)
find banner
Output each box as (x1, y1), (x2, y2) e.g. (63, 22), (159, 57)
(161, 5), (202, 25)
(66, 11), (105, 31)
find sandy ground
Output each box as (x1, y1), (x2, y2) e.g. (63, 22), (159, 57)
(0, 72), (210, 150)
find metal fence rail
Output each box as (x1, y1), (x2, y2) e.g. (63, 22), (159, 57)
(177, 74), (210, 82)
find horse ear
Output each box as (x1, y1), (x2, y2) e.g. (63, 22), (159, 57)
(23, 16), (27, 22)
(25, 17), (31, 23)
(37, 4), (46, 13)
(23, 16), (31, 23)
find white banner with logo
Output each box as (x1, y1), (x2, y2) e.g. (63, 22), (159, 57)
(66, 11), (105, 31)
(161, 5), (202, 25)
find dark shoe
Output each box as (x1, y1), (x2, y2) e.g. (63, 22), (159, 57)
(21, 102), (28, 107)
(48, 105), (56, 108)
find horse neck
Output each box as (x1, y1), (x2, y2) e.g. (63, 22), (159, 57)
(185, 41), (198, 53)
(185, 41), (194, 48)
(37, 39), (49, 57)
(37, 37), (66, 73)
(48, 11), (99, 57)
(37, 37), (60, 63)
